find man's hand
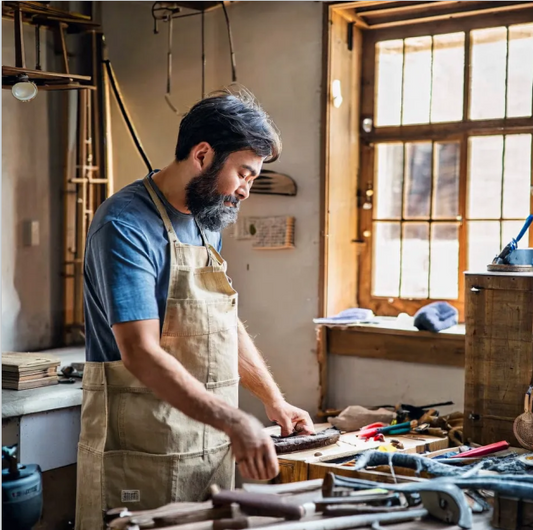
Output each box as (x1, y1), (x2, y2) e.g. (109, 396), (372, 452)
(225, 413), (279, 481)
(264, 400), (315, 437)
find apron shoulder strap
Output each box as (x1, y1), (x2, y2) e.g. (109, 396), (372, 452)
(143, 176), (180, 244)
(143, 176), (218, 266)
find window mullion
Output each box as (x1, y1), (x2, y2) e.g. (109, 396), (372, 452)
(458, 134), (469, 309)
(463, 30), (471, 122)
(530, 133), (533, 247)
(500, 135), (507, 249)
(399, 143), (406, 298)
(428, 141), (435, 299)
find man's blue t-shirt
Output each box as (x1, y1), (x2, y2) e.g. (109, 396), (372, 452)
(84, 173), (222, 362)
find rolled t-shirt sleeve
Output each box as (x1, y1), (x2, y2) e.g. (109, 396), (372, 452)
(86, 220), (159, 326)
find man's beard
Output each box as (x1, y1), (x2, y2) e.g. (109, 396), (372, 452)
(185, 158), (240, 232)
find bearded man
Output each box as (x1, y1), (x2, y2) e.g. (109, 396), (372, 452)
(75, 89), (314, 529)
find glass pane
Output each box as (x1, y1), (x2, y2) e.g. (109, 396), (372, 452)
(433, 142), (460, 219)
(507, 24), (533, 118)
(468, 136), (504, 219)
(401, 223), (429, 298)
(430, 224), (459, 299)
(431, 33), (465, 123)
(468, 221), (500, 273)
(373, 222), (401, 297)
(502, 220), (526, 249)
(503, 134), (532, 219)
(470, 27), (507, 120)
(404, 142), (432, 219)
(375, 143), (404, 219)
(403, 36), (432, 125)
(375, 40), (403, 127)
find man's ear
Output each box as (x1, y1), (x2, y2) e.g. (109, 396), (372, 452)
(191, 142), (213, 170)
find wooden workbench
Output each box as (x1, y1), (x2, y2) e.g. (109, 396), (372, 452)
(271, 423), (449, 484)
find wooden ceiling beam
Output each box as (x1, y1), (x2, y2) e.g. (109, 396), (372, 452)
(368, 2), (533, 29)
(359, 1), (464, 18)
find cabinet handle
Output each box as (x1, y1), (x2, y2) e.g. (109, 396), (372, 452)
(471, 286), (483, 293)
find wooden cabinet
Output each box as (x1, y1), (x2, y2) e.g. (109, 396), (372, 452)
(464, 272), (533, 446)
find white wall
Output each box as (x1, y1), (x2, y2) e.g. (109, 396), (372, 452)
(329, 357), (465, 414)
(1, 21), (60, 351)
(100, 1), (466, 422)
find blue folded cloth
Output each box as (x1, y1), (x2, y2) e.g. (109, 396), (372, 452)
(313, 308), (374, 325)
(413, 302), (458, 333)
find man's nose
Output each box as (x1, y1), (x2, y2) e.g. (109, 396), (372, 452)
(236, 183), (250, 201)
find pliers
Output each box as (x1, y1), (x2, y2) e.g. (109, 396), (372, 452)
(358, 421), (416, 441)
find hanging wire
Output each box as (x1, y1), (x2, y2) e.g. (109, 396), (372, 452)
(201, 9), (206, 98)
(152, 2), (182, 114)
(35, 25), (41, 70)
(164, 14), (180, 114)
(103, 58), (153, 172)
(221, 2), (237, 82)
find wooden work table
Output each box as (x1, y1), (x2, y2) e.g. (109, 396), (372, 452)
(270, 423), (449, 484)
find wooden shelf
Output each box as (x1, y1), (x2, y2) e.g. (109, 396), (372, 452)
(327, 325), (465, 368)
(2, 2), (99, 33)
(3, 66), (90, 82)
(2, 66), (93, 91)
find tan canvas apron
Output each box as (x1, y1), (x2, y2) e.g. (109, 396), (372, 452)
(75, 176), (239, 530)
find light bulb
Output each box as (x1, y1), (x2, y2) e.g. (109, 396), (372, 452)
(362, 118), (373, 133)
(331, 79), (343, 108)
(12, 75), (38, 102)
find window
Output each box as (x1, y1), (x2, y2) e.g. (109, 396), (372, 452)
(358, 17), (533, 318)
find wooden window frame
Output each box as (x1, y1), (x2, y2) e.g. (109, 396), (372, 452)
(356, 10), (533, 321)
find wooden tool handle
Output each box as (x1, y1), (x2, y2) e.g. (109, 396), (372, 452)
(212, 490), (305, 520)
(448, 440), (509, 459)
(213, 517), (250, 530)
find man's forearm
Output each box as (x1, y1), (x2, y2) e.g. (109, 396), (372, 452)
(123, 343), (243, 434)
(238, 319), (284, 405)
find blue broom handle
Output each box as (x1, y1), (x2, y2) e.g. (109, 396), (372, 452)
(512, 214), (533, 250)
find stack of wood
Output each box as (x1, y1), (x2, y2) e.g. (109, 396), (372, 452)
(2, 352), (61, 390)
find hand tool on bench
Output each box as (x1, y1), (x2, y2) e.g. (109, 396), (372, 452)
(241, 508), (430, 530)
(270, 428), (341, 454)
(210, 485), (315, 520)
(242, 479), (323, 495)
(322, 504), (408, 516)
(106, 503), (232, 529)
(316, 491), (403, 510)
(446, 440), (509, 459)
(358, 421), (417, 440)
(323, 473), (472, 529)
(212, 516), (251, 530)
(152, 506), (234, 527)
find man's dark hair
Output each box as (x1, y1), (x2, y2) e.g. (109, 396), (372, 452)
(175, 86), (282, 164)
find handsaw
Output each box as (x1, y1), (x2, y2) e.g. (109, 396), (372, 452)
(251, 169), (297, 196)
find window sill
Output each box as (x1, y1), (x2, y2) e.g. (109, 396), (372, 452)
(323, 319), (465, 368)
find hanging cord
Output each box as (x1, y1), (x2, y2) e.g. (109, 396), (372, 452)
(201, 9), (206, 98)
(221, 2), (237, 82)
(152, 2), (182, 115)
(164, 14), (180, 114)
(103, 58), (153, 172)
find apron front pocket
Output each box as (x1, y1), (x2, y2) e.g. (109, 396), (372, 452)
(113, 391), (205, 455)
(163, 299), (209, 337)
(103, 450), (175, 511)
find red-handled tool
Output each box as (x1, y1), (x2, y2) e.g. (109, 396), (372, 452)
(448, 440), (509, 459)
(358, 421), (416, 440)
